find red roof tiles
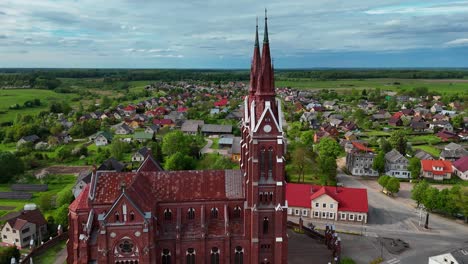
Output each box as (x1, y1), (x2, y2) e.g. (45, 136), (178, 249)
(352, 142), (373, 153)
(421, 159), (453, 175)
(453, 156), (468, 173)
(69, 184), (90, 211)
(286, 183), (368, 213)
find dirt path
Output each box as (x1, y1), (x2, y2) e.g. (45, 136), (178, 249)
(53, 247), (67, 264)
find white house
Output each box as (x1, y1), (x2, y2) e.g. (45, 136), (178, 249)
(385, 149), (411, 179)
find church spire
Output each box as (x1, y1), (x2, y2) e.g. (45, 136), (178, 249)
(256, 9), (274, 98)
(263, 9), (269, 44)
(249, 17), (261, 98)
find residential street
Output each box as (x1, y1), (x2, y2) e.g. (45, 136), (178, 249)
(290, 173), (468, 264)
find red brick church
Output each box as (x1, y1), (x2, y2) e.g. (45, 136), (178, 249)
(67, 13), (288, 264)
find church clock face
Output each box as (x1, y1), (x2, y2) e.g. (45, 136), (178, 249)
(263, 125), (272, 133)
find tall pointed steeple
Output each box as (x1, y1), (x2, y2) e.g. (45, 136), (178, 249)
(249, 17), (261, 99)
(256, 9), (274, 98)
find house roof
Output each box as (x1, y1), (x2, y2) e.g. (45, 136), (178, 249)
(96, 131), (113, 141)
(440, 148), (468, 159)
(219, 137), (234, 145)
(201, 124), (232, 133)
(20, 134), (40, 143)
(153, 119), (173, 125)
(69, 184), (90, 211)
(352, 142), (373, 153)
(453, 156), (468, 173)
(414, 149), (433, 160)
(137, 151), (163, 172)
(123, 105), (136, 111)
(421, 160), (453, 175)
(134, 131), (153, 140)
(6, 209), (47, 229)
(385, 149), (406, 163)
(286, 183), (368, 213)
(181, 120), (203, 133)
(98, 157), (125, 172)
(437, 130), (459, 140)
(214, 98), (229, 107)
(231, 137), (241, 155)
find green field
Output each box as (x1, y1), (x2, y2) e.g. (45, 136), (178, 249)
(276, 78), (468, 94)
(0, 89), (77, 123)
(33, 240), (66, 264)
(413, 145), (441, 157)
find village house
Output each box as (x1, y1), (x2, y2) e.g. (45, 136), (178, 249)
(452, 156), (468, 181)
(437, 130), (459, 142)
(201, 124), (233, 136)
(114, 123), (134, 135)
(430, 120), (453, 132)
(123, 105), (136, 116)
(93, 131), (112, 146)
(229, 137), (241, 162)
(132, 147), (150, 162)
(421, 159), (453, 180)
(414, 149), (434, 160)
(1, 208), (47, 248)
(144, 124), (160, 135)
(133, 131), (153, 143)
(385, 149), (411, 179)
(346, 142), (378, 177)
(440, 143), (468, 161)
(181, 120), (204, 135)
(17, 134), (40, 147)
(286, 183), (368, 223)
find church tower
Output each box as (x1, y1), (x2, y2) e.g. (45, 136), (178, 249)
(241, 10), (288, 264)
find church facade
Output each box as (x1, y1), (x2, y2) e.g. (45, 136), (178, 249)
(67, 14), (288, 264)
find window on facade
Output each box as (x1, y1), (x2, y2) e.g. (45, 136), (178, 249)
(349, 214), (355, 221)
(186, 248), (195, 264)
(162, 249), (171, 264)
(130, 212), (135, 221)
(315, 203), (319, 207)
(341, 213), (346, 220)
(263, 217), (269, 234)
(6, 228), (9, 232)
(302, 210), (308, 216)
(2, 235), (6, 239)
(314, 211), (319, 217)
(187, 208), (195, 220)
(118, 240), (134, 254)
(268, 148), (273, 178)
(22, 227), (30, 234)
(330, 204), (334, 209)
(234, 246), (244, 264)
(259, 192), (263, 203)
(322, 212), (327, 218)
(164, 209), (172, 221)
(269, 192), (273, 202)
(233, 206), (241, 218)
(211, 208), (219, 219)
(294, 209), (299, 215)
(358, 215), (363, 221)
(322, 203), (326, 208)
(115, 212), (120, 222)
(23, 236), (30, 243)
(211, 247), (220, 264)
(329, 213), (334, 219)
(260, 148), (266, 179)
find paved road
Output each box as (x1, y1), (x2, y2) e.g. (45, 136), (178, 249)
(200, 138), (213, 154)
(336, 173), (468, 264)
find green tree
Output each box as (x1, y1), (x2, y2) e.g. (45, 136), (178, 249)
(162, 130), (190, 157)
(408, 157), (421, 179)
(451, 114), (464, 129)
(299, 130), (314, 149)
(372, 151), (385, 175)
(56, 188), (74, 207)
(38, 193), (54, 211)
(423, 187), (440, 212)
(0, 246), (20, 264)
(0, 151), (25, 183)
(110, 140), (130, 160)
(389, 130), (408, 155)
(386, 177), (400, 195)
(292, 145), (307, 182)
(379, 137), (392, 154)
(54, 204), (69, 230)
(411, 180), (429, 207)
(316, 137), (341, 159)
(164, 152), (195, 170)
(454, 186), (468, 222)
(378, 175), (390, 191)
(319, 155), (337, 185)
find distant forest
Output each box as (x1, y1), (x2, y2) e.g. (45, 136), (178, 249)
(1, 68), (468, 90)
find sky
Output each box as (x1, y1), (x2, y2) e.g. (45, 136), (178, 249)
(1, 0), (468, 68)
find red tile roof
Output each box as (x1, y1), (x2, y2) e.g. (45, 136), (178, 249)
(352, 142), (373, 153)
(214, 98), (229, 107)
(177, 107), (188, 112)
(286, 183), (368, 213)
(153, 119), (173, 125)
(69, 184), (90, 211)
(91, 170), (244, 205)
(123, 105), (136, 111)
(6, 209), (47, 229)
(392, 112), (404, 119)
(421, 159), (453, 175)
(437, 130), (459, 141)
(453, 156), (468, 173)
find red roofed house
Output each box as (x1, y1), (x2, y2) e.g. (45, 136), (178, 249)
(1, 208), (48, 248)
(437, 130), (459, 142)
(286, 183), (368, 223)
(421, 159), (453, 181)
(452, 156), (468, 181)
(214, 98), (229, 107)
(346, 141), (378, 177)
(152, 118), (174, 127)
(123, 105), (136, 116)
(67, 18), (288, 264)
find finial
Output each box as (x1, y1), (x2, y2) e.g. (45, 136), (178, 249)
(263, 9), (269, 43)
(265, 8), (267, 19)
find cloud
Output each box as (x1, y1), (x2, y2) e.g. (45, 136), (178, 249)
(445, 38), (468, 46)
(0, 35), (6, 39)
(365, 2), (468, 15)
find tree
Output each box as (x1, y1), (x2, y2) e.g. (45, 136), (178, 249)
(38, 193), (53, 211)
(386, 177), (400, 195)
(162, 130), (190, 157)
(372, 151), (385, 175)
(378, 175), (390, 191)
(423, 187), (440, 212)
(292, 145), (307, 182)
(319, 155), (337, 185)
(55, 204), (69, 230)
(408, 157), (421, 179)
(0, 151), (25, 183)
(164, 152), (195, 170)
(379, 138), (392, 153)
(56, 188), (74, 207)
(454, 186), (468, 222)
(0, 246), (20, 264)
(299, 130), (314, 149)
(389, 130), (408, 155)
(110, 140), (130, 160)
(411, 180), (429, 207)
(316, 137), (341, 159)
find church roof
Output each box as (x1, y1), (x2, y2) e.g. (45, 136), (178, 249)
(69, 184), (90, 211)
(91, 170), (244, 205)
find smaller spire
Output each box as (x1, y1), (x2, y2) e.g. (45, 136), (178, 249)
(264, 8), (269, 43)
(255, 16), (259, 47)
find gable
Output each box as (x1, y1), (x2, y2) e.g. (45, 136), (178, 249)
(312, 193), (338, 204)
(253, 101), (282, 134)
(103, 192), (146, 223)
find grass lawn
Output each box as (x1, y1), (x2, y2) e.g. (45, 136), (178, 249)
(33, 240), (66, 264)
(413, 145), (441, 157)
(0, 89), (78, 123)
(408, 135), (442, 145)
(276, 78), (468, 95)
(286, 162), (323, 185)
(363, 130), (391, 137)
(211, 138), (220, 149)
(0, 142), (16, 152)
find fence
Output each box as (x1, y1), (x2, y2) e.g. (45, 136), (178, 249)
(20, 232), (68, 264)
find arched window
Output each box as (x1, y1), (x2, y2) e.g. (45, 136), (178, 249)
(234, 246), (244, 264)
(164, 209), (172, 221)
(211, 208), (218, 219)
(263, 217), (269, 234)
(118, 240), (134, 254)
(233, 206), (241, 218)
(115, 212), (120, 222)
(259, 192), (263, 203)
(268, 148), (274, 178)
(162, 249), (171, 264)
(269, 192), (273, 202)
(130, 212), (135, 221)
(260, 148), (265, 179)
(210, 247), (220, 264)
(186, 248), (195, 264)
(187, 208), (195, 220)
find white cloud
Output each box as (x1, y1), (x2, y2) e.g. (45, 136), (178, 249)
(445, 38), (468, 46)
(384, 19), (400, 26)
